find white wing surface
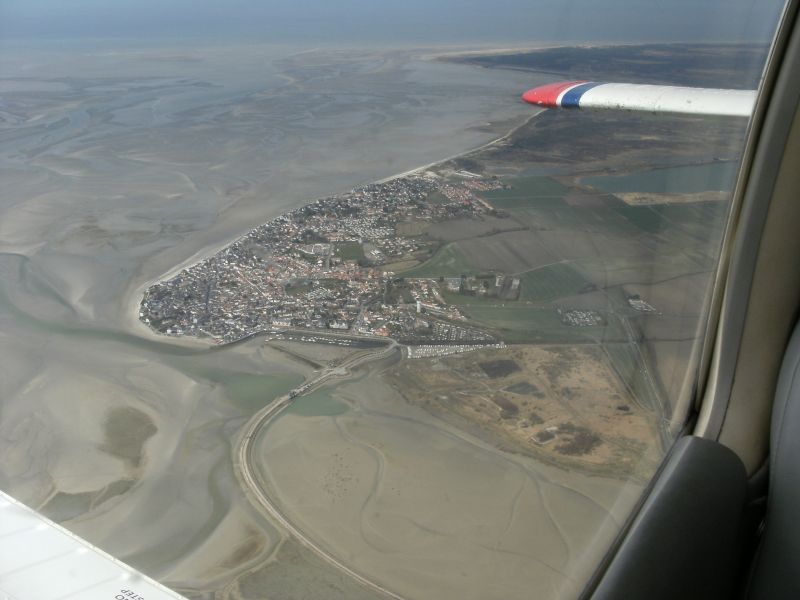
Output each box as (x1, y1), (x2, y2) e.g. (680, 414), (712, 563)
(0, 490), (188, 600)
(522, 81), (756, 117)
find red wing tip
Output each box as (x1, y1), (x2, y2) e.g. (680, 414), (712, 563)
(521, 88), (549, 106)
(522, 80), (588, 107)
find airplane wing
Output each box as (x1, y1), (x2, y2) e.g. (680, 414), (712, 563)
(0, 490), (188, 600)
(522, 81), (756, 117)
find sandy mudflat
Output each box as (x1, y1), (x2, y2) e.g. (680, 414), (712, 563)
(0, 41), (589, 598)
(254, 372), (643, 600)
(0, 311), (309, 590)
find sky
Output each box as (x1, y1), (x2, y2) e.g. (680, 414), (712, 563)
(0, 0), (786, 45)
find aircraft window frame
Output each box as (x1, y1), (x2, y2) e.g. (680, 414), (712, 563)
(695, 0), (800, 473)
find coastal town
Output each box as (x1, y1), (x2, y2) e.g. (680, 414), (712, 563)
(140, 172), (519, 346)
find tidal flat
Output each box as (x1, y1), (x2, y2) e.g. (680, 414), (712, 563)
(255, 368), (646, 600)
(0, 40), (545, 597)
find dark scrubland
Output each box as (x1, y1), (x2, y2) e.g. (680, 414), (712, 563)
(446, 43), (768, 88)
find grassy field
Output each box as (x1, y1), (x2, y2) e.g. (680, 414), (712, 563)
(517, 263), (590, 302)
(400, 243), (475, 278)
(603, 197), (664, 233)
(461, 304), (629, 344)
(454, 231), (557, 274)
(426, 190), (450, 205)
(603, 195), (729, 239)
(479, 175), (570, 209)
(395, 220), (429, 236)
(285, 282), (311, 297)
(441, 289), (504, 306)
(506, 205), (587, 230)
(654, 201), (729, 246)
(381, 259), (420, 273)
(573, 255), (701, 288)
(334, 240), (365, 261)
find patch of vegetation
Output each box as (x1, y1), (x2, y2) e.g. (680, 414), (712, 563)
(441, 285), (508, 306)
(452, 157), (484, 173)
(238, 540), (380, 600)
(400, 243), (475, 278)
(446, 43), (768, 88)
(396, 220), (430, 236)
(479, 176), (570, 209)
(425, 190), (450, 205)
(285, 282), (311, 296)
(492, 395), (519, 418)
(556, 429), (602, 456)
(603, 196), (664, 233)
(385, 280), (415, 304)
(503, 205), (586, 230)
(528, 411), (544, 425)
(462, 305), (629, 344)
(334, 241), (365, 262)
(505, 381), (543, 396)
(480, 359), (521, 378)
(479, 108), (748, 176)
(518, 263), (590, 302)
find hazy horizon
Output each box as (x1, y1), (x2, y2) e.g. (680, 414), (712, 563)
(1, 0), (785, 46)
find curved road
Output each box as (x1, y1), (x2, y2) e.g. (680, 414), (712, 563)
(233, 339), (404, 600)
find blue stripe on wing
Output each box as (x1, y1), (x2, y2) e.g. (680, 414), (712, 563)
(560, 82), (602, 108)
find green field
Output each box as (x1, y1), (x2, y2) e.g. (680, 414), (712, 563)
(654, 202), (729, 244)
(400, 243), (475, 278)
(505, 205), (586, 230)
(395, 220), (429, 236)
(285, 282), (311, 297)
(603, 198), (664, 233)
(479, 175), (570, 209)
(518, 263), (590, 302)
(573, 255), (701, 289)
(461, 305), (629, 344)
(334, 241), (365, 261)
(426, 190), (450, 205)
(602, 186), (731, 238)
(441, 288), (504, 306)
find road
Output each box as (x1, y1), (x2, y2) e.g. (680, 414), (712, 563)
(233, 339), (404, 599)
